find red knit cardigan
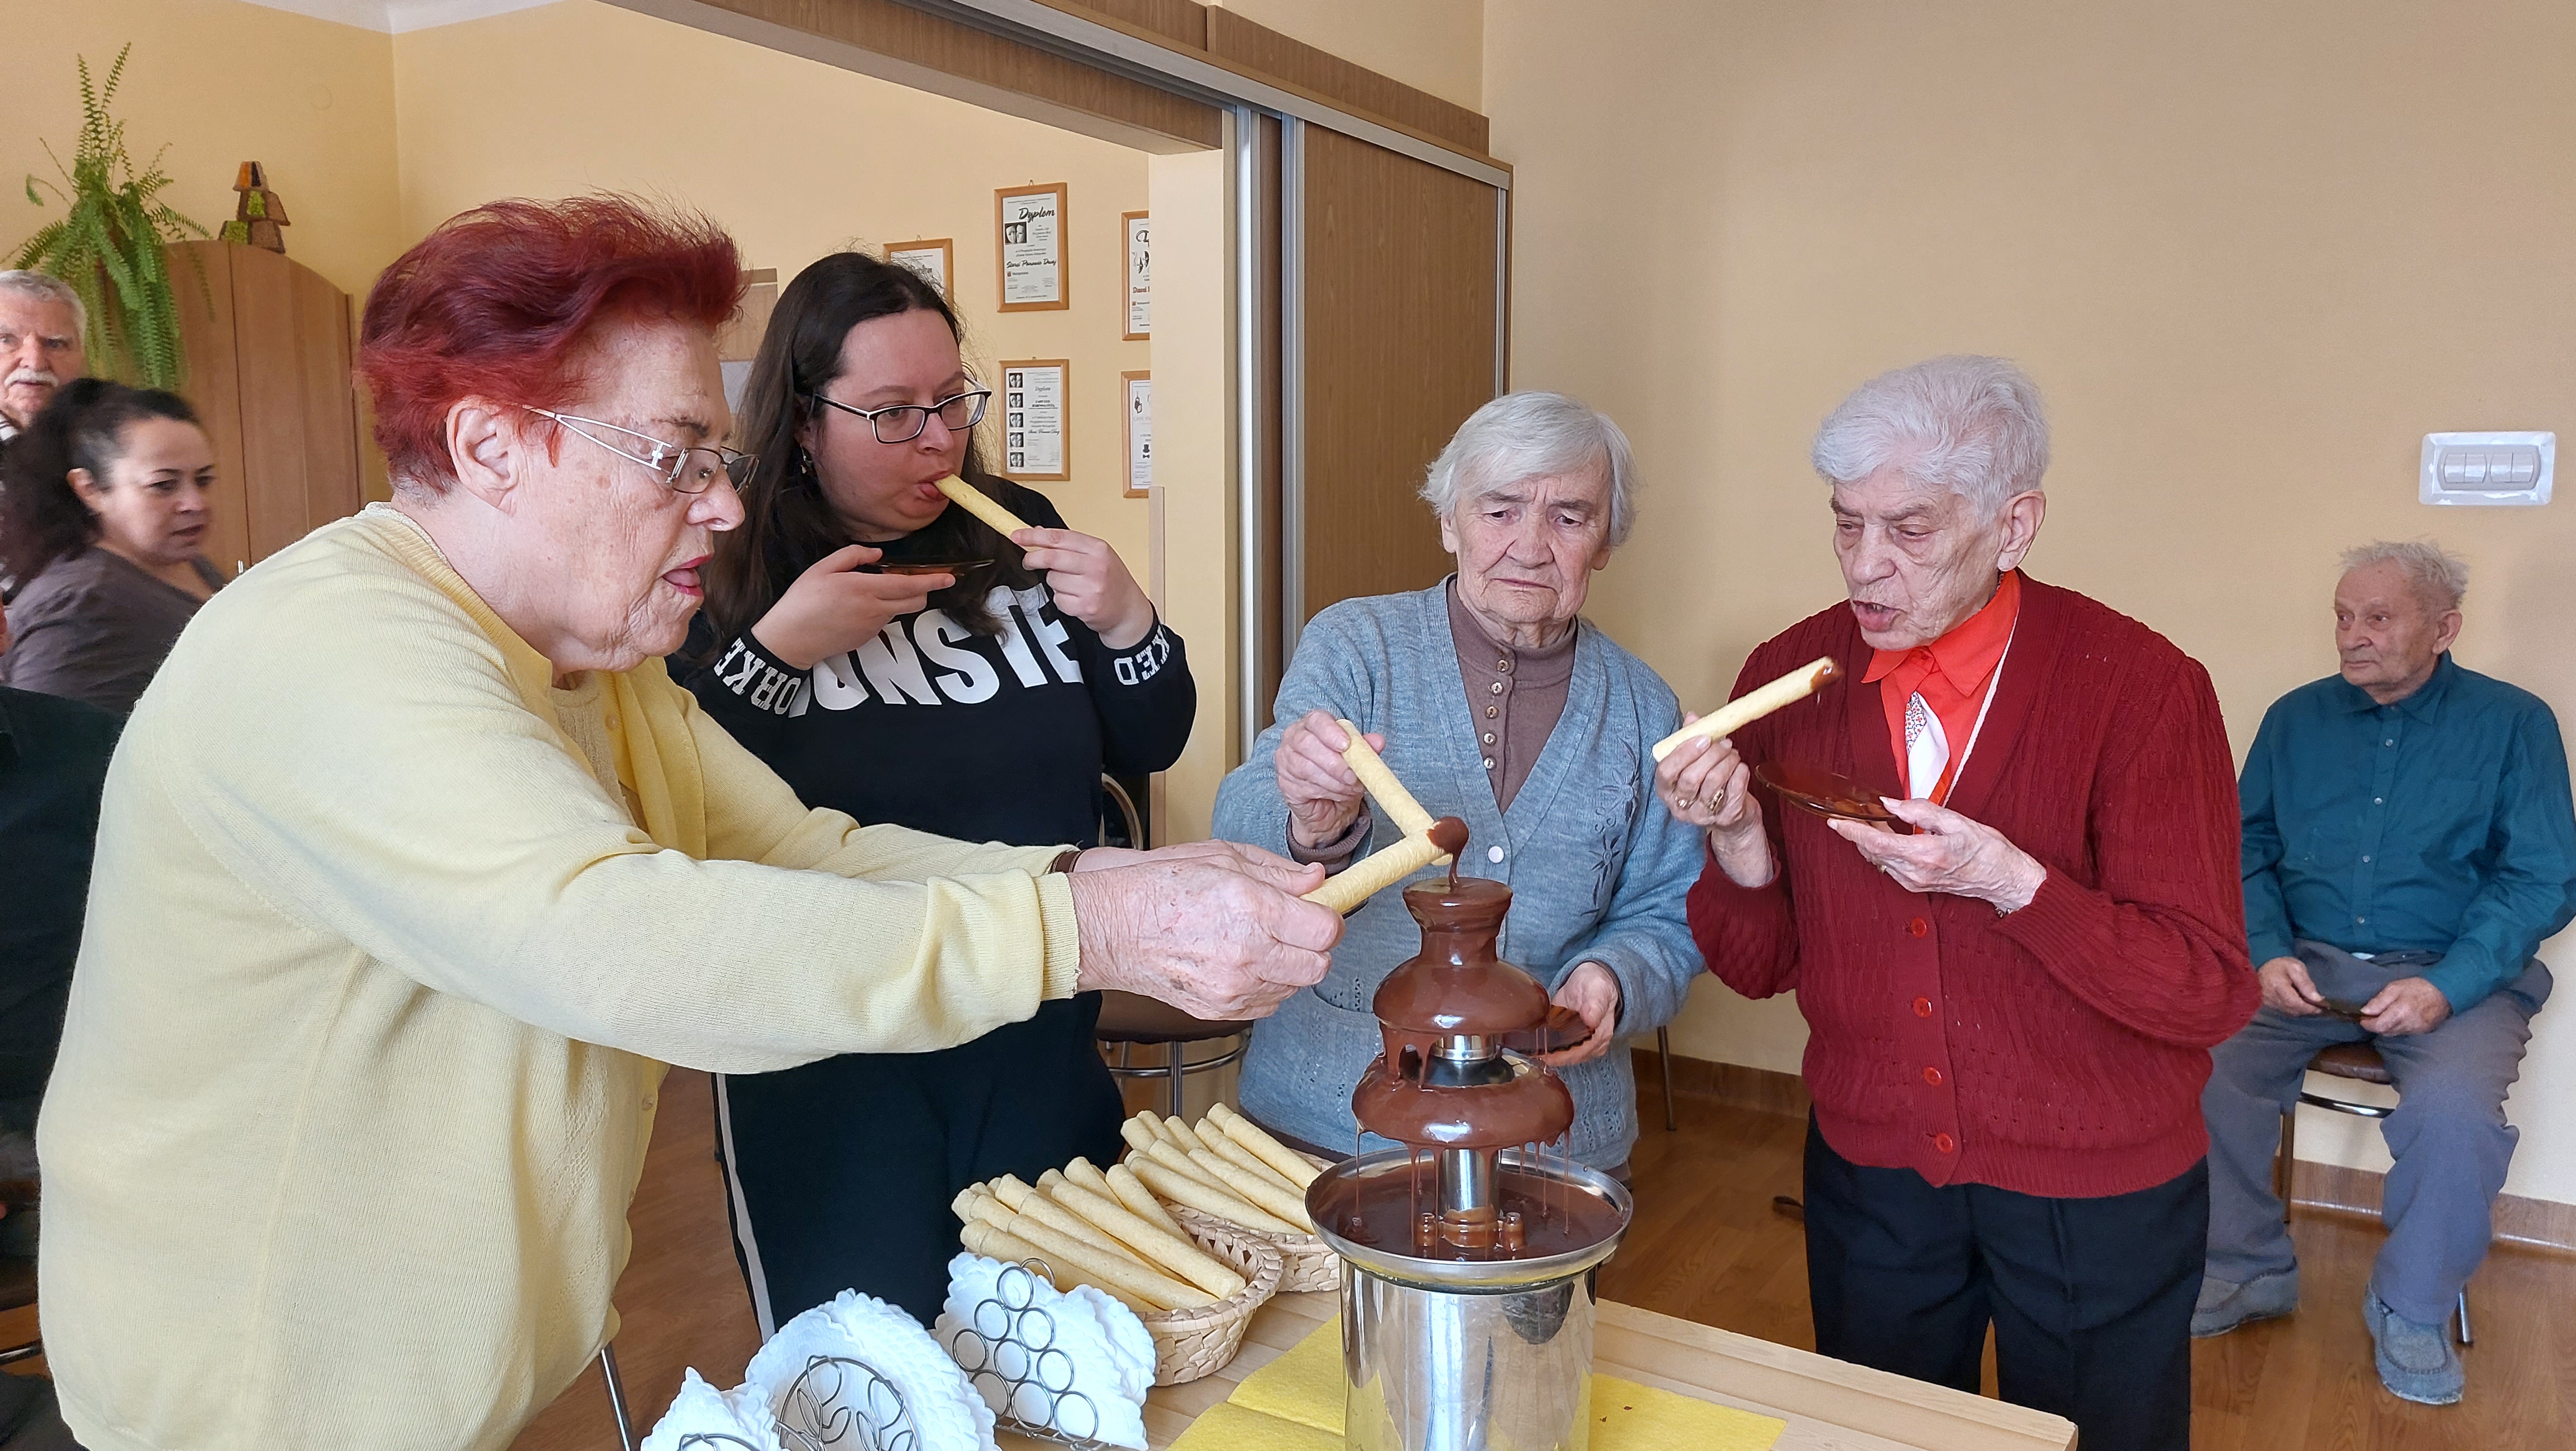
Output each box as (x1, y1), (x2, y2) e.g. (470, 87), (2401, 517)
(1689, 577), (2257, 1199)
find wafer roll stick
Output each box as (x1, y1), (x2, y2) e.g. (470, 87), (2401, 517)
(1161, 1115), (1216, 1156)
(1131, 1156), (1302, 1235)
(933, 475), (1034, 536)
(1206, 1131), (1302, 1196)
(963, 1192), (1211, 1309)
(1119, 1116), (1164, 1157)
(1305, 832), (1450, 915)
(1653, 656), (1843, 762)
(959, 1220), (1158, 1318)
(1102, 1163), (1188, 1239)
(1331, 720), (1439, 842)
(991, 1175), (1151, 1270)
(1047, 1177), (1247, 1298)
(1188, 1147), (1316, 1231)
(1140, 1138), (1235, 1196)
(1208, 1103), (1324, 1190)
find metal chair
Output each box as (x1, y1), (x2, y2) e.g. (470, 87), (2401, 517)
(1649, 1026), (1678, 1131)
(600, 1343), (636, 1451)
(1096, 994), (1250, 1118)
(2275, 1041), (2472, 1344)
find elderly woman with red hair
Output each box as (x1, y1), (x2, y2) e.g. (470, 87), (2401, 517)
(33, 197), (1338, 1451)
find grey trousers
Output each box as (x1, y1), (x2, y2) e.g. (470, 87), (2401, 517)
(2202, 944), (2551, 1325)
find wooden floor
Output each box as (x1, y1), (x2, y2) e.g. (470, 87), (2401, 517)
(509, 1069), (2576, 1451)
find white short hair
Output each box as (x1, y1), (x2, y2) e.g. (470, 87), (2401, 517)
(1419, 391), (1638, 547)
(1811, 355), (2050, 516)
(2342, 539), (2468, 613)
(0, 270), (86, 338)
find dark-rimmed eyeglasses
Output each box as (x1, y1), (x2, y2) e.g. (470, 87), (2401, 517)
(526, 408), (749, 495)
(805, 387), (992, 445)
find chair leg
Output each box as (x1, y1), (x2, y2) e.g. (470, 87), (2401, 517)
(2275, 1107), (2296, 1223)
(600, 1344), (636, 1451)
(1168, 1040), (1187, 1119)
(2457, 1289), (2473, 1346)
(1657, 1026), (1677, 1132)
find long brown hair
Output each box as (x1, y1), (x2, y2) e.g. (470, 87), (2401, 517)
(701, 252), (1041, 642)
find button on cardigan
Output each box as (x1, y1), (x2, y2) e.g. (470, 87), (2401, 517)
(1690, 578), (2257, 1199)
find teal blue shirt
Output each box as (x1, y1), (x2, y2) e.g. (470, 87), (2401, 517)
(2240, 654), (2576, 1012)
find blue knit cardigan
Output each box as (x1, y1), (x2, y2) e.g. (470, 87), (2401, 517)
(1212, 581), (1706, 1168)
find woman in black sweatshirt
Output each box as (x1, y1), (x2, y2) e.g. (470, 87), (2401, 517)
(679, 252), (1193, 1330)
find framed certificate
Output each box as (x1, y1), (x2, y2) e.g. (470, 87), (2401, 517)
(1122, 371), (1152, 497)
(995, 183), (1069, 312)
(1121, 211), (1151, 340)
(998, 359), (1070, 481)
(884, 238), (952, 297)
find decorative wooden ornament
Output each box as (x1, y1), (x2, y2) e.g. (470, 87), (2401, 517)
(225, 161), (291, 254)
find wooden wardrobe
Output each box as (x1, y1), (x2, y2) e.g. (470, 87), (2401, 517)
(167, 240), (363, 578)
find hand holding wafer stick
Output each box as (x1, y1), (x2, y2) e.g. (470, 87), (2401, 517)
(934, 474), (1033, 535)
(1208, 1103), (1323, 1191)
(1330, 720), (1439, 840)
(1653, 657), (1843, 762)
(1304, 822), (1466, 915)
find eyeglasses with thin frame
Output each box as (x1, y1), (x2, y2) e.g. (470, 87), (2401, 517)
(525, 408), (750, 495)
(804, 386), (992, 445)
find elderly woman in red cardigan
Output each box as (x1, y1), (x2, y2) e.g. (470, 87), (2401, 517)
(1659, 355), (2256, 1451)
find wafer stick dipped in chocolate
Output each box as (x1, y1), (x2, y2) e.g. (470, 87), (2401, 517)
(1652, 656), (1843, 762)
(1305, 816), (1469, 915)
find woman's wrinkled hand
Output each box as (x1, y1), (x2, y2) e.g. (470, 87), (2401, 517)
(1276, 710), (1382, 854)
(1828, 797), (2046, 911)
(750, 544), (948, 670)
(1653, 721), (1773, 888)
(1535, 961), (1623, 1067)
(1013, 527), (1155, 649)
(1068, 841), (1343, 1020)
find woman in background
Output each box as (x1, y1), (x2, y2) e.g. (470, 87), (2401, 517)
(683, 251), (1194, 1328)
(0, 379), (223, 712)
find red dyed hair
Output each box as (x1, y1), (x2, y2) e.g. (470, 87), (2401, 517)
(358, 195), (743, 490)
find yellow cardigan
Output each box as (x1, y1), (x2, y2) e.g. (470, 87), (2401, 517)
(37, 505), (1082, 1451)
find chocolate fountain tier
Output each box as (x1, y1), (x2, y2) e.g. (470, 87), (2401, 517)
(1370, 878), (1549, 1036)
(1352, 1048), (1573, 1151)
(1310, 1148), (1632, 1289)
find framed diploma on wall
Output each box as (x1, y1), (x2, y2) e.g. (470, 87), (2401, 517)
(1123, 371), (1152, 497)
(1122, 211), (1151, 340)
(995, 183), (1069, 311)
(884, 238), (952, 298)
(998, 359), (1070, 481)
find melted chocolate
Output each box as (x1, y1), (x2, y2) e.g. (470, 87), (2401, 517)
(1311, 1156), (1625, 1262)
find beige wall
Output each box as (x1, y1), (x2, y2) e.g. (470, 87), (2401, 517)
(1487, 0), (2576, 1205)
(390, 1), (1158, 563)
(4, 0), (401, 305)
(1208, 0), (1484, 112)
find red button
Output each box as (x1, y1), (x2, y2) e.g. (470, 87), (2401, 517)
(1921, 1066), (1943, 1086)
(1907, 917), (1929, 938)
(1933, 1132), (1957, 1154)
(1913, 997), (1933, 1019)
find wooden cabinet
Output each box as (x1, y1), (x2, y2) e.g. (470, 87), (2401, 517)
(168, 240), (363, 577)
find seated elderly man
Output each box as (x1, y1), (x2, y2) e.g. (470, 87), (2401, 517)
(1211, 391), (1702, 1176)
(1666, 357), (2255, 1451)
(36, 197), (1340, 1451)
(0, 270), (84, 444)
(2197, 541), (2573, 1406)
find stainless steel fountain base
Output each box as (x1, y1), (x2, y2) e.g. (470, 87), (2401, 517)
(1314, 1150), (1632, 1451)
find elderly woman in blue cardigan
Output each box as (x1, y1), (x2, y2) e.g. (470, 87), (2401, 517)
(1212, 391), (1703, 1176)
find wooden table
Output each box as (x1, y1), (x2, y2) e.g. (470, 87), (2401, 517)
(1004, 1290), (2074, 1451)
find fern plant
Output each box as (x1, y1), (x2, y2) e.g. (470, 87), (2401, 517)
(13, 46), (211, 389)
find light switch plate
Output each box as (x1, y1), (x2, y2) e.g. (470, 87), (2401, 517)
(2421, 432), (2553, 507)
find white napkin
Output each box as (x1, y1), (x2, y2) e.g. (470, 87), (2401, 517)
(935, 1252), (1155, 1450)
(744, 1290), (996, 1451)
(640, 1368), (784, 1451)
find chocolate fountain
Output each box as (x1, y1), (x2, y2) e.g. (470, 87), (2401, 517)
(1307, 871), (1633, 1451)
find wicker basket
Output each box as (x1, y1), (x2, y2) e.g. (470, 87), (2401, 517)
(1138, 1218), (1283, 1385)
(1167, 1203), (1342, 1294)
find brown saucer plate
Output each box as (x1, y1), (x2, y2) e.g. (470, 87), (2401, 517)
(1500, 1004), (1596, 1056)
(1754, 761), (1905, 825)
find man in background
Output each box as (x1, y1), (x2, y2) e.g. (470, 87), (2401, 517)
(0, 273), (85, 442)
(2197, 541), (2574, 1408)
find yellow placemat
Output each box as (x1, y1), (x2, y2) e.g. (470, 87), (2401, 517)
(1198, 1317), (1785, 1450)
